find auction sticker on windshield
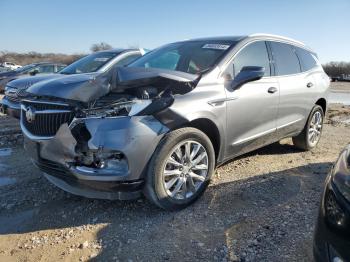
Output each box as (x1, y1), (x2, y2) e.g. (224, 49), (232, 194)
(202, 44), (230, 50)
(94, 58), (110, 62)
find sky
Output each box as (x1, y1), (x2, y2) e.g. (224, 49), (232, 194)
(0, 0), (349, 63)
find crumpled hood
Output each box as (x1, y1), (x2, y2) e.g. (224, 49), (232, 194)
(26, 73), (106, 103)
(113, 67), (200, 95)
(26, 67), (200, 103)
(6, 74), (64, 89)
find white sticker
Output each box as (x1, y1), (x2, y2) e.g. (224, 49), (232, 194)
(94, 57), (109, 62)
(202, 44), (230, 50)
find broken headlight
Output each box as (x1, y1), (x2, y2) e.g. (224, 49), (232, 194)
(82, 99), (152, 118)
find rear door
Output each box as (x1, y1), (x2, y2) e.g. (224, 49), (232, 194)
(294, 47), (323, 111)
(269, 41), (309, 137)
(224, 41), (279, 158)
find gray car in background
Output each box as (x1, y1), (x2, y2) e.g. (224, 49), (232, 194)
(1, 49), (144, 118)
(21, 34), (329, 210)
(0, 62), (66, 92)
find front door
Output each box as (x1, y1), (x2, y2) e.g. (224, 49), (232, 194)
(224, 41), (279, 159)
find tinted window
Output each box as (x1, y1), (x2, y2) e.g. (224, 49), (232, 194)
(295, 47), (317, 71)
(232, 41), (270, 77)
(270, 42), (301, 75)
(129, 40), (237, 74)
(115, 54), (142, 67)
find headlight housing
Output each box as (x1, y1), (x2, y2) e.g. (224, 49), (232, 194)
(332, 147), (350, 203)
(4, 85), (16, 96)
(82, 99), (152, 118)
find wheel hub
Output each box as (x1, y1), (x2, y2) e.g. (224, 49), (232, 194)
(308, 111), (323, 146)
(162, 140), (209, 200)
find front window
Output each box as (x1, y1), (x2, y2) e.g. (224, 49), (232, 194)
(129, 40), (237, 74)
(60, 51), (119, 75)
(231, 41), (271, 77)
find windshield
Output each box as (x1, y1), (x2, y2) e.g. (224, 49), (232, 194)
(129, 40), (237, 74)
(16, 64), (36, 73)
(60, 51), (119, 74)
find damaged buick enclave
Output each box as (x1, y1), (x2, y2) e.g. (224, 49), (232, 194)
(21, 34), (330, 210)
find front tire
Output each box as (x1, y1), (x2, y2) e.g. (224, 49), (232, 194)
(144, 127), (215, 211)
(292, 105), (324, 151)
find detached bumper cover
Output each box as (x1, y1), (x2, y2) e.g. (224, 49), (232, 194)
(23, 115), (169, 199)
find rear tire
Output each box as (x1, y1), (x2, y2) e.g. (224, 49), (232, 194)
(292, 105), (324, 151)
(144, 127), (215, 211)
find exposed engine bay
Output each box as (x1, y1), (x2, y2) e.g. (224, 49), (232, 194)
(25, 67), (200, 119)
(22, 67), (200, 173)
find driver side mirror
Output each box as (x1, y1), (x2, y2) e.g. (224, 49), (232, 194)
(230, 66), (265, 90)
(29, 69), (39, 76)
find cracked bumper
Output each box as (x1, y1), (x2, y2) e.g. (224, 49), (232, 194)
(23, 115), (168, 199)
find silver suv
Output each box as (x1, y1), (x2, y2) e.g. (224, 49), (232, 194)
(21, 34), (329, 210)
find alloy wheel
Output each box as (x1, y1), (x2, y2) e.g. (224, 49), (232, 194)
(162, 140), (209, 200)
(308, 111), (323, 146)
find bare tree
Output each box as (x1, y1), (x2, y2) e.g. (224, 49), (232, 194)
(90, 42), (113, 52)
(0, 51), (85, 66)
(323, 61), (350, 77)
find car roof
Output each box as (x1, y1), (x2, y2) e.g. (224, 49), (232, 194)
(29, 62), (67, 66)
(247, 33), (308, 48)
(184, 34), (311, 51)
(185, 36), (247, 42)
(95, 48), (140, 54)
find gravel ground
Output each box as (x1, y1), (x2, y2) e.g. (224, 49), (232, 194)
(1, 85), (350, 261)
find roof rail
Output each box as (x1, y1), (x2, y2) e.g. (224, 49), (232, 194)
(248, 33), (306, 47)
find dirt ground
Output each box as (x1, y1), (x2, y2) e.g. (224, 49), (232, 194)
(330, 81), (350, 92)
(1, 83), (350, 261)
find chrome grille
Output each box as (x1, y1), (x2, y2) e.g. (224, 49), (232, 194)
(21, 100), (75, 137)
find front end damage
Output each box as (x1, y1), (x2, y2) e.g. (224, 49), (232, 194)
(21, 67), (199, 199)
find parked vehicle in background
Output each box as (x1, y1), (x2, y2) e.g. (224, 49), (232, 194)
(20, 34), (329, 210)
(0, 65), (12, 73)
(331, 74), (350, 82)
(1, 61), (22, 70)
(0, 62), (66, 93)
(314, 145), (350, 262)
(0, 49), (144, 118)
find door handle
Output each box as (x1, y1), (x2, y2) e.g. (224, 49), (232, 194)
(267, 87), (278, 94)
(307, 82), (313, 88)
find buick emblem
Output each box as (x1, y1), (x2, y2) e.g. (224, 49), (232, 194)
(25, 106), (36, 123)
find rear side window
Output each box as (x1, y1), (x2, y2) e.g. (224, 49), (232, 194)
(295, 47), (317, 71)
(270, 42), (301, 75)
(232, 41), (271, 77)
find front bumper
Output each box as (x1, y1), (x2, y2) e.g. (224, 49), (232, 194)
(0, 96), (20, 118)
(313, 175), (350, 262)
(23, 115), (168, 200)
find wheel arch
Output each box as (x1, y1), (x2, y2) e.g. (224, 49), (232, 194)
(315, 98), (327, 114)
(181, 118), (222, 163)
